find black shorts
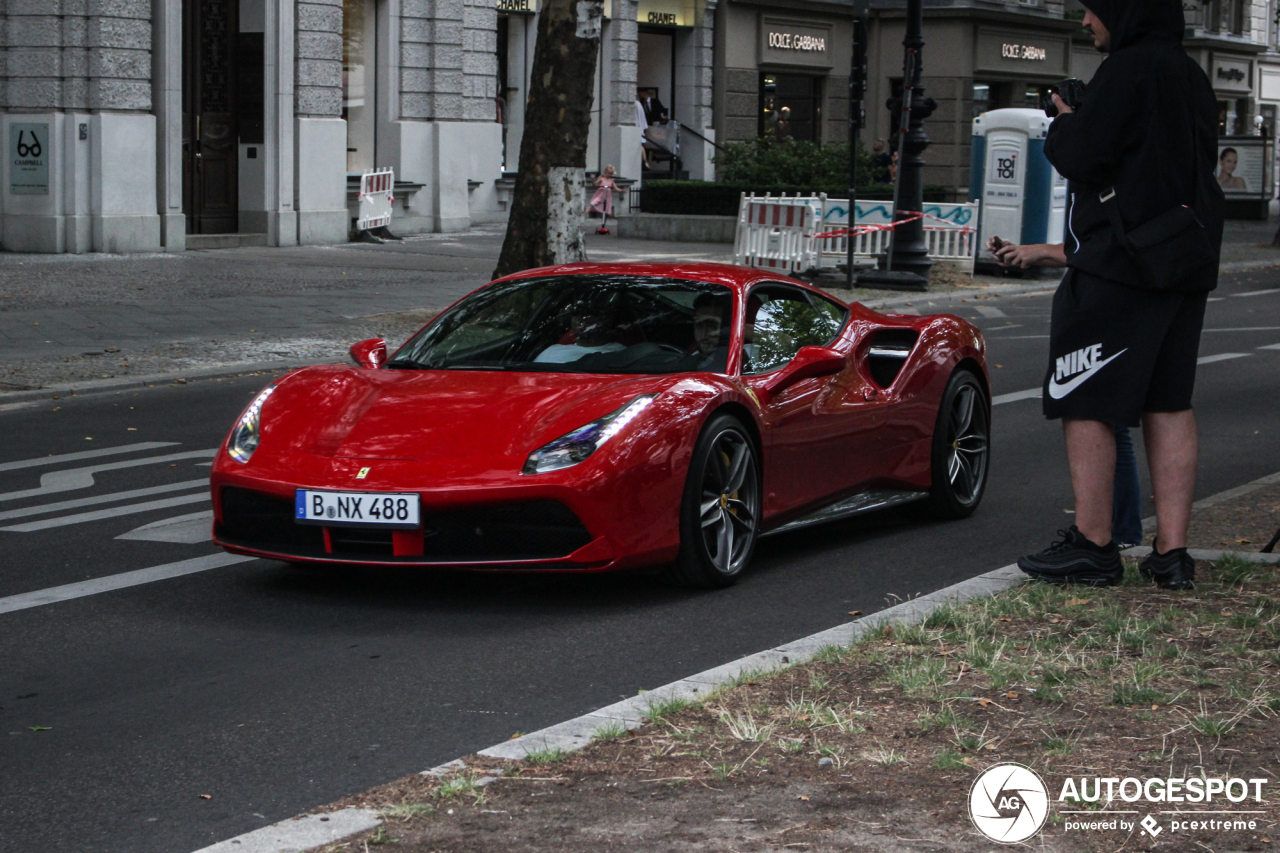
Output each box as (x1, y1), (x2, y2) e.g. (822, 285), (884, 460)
(1043, 269), (1207, 427)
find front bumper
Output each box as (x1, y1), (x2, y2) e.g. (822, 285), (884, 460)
(213, 484), (622, 569)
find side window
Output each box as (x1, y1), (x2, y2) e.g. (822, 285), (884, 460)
(742, 285), (845, 375)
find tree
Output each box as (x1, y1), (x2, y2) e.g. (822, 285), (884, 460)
(493, 0), (603, 279)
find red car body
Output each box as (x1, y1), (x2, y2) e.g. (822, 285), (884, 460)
(210, 262), (988, 573)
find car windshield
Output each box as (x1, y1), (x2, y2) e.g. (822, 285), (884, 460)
(387, 275), (736, 374)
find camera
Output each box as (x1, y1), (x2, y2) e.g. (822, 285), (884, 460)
(1042, 78), (1087, 117)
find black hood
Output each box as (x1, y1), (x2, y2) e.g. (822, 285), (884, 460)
(1082, 0), (1183, 52)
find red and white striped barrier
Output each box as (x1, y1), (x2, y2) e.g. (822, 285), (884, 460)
(357, 168), (395, 232)
(732, 193), (823, 275)
(815, 201), (979, 274)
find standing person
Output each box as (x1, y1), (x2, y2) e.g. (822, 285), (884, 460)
(871, 139), (893, 184)
(1015, 0), (1223, 590)
(586, 165), (623, 234)
(635, 91), (653, 170)
(988, 236), (1144, 550)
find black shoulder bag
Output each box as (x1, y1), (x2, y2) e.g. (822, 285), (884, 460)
(1098, 102), (1218, 291)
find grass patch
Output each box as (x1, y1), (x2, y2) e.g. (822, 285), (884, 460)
(590, 721), (631, 744)
(644, 695), (695, 724)
(522, 746), (567, 765)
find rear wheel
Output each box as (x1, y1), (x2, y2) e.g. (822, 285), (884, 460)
(663, 414), (761, 588)
(929, 369), (990, 518)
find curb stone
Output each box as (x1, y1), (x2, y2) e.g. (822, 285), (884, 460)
(0, 358), (337, 404)
(195, 563), (1029, 853)
(189, 809), (382, 853)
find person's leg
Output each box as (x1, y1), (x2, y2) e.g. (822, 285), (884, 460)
(1142, 409), (1198, 551)
(1111, 425), (1144, 546)
(1064, 418), (1116, 546)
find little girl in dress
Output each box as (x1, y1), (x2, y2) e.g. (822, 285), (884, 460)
(587, 165), (623, 234)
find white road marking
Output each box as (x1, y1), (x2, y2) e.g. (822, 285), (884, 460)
(116, 511), (213, 544)
(0, 552), (257, 616)
(0, 441), (178, 473)
(0, 449), (216, 503)
(974, 306), (1007, 318)
(1196, 352), (1249, 365)
(0, 478), (208, 522)
(1232, 288), (1280, 297)
(993, 388), (1042, 405)
(1202, 326), (1280, 332)
(1259, 343), (1280, 350)
(1, 492), (210, 532)
(982, 324), (1024, 332)
(992, 352), (1249, 407)
(1207, 297), (1224, 302)
(989, 335), (1050, 339)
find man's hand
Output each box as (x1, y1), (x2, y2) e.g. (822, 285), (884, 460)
(1051, 93), (1073, 115)
(987, 237), (1067, 269)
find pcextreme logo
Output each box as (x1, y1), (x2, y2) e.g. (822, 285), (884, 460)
(1048, 343), (1126, 399)
(969, 763), (1050, 843)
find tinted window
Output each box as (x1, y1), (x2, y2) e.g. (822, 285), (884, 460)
(388, 275), (735, 374)
(742, 285), (847, 375)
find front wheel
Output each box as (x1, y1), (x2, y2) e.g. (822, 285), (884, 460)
(929, 369), (990, 519)
(663, 414), (761, 588)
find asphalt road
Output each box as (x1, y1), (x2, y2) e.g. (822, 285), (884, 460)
(1, 272), (1278, 853)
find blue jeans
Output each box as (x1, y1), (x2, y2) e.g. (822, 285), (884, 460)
(1112, 425), (1143, 547)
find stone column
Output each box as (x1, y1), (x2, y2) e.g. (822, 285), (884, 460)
(295, 0), (347, 244)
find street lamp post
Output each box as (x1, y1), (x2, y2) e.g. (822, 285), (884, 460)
(859, 0), (937, 291)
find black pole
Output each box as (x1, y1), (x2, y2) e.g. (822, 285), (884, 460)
(859, 0), (937, 291)
(847, 1), (868, 289)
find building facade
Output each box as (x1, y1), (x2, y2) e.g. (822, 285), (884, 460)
(1, 0), (1272, 255)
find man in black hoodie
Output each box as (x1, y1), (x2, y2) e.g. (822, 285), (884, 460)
(1015, 0), (1222, 590)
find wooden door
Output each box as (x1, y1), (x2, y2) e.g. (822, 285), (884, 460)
(184, 0), (239, 234)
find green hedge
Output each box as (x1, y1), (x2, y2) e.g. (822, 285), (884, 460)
(639, 181), (952, 217)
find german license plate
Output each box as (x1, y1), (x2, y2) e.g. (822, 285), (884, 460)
(295, 490), (420, 529)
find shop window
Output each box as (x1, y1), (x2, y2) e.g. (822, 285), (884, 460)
(759, 74), (823, 144)
(1219, 98), (1251, 135)
(1203, 0), (1245, 35)
(344, 0), (377, 174)
(971, 80), (1012, 119)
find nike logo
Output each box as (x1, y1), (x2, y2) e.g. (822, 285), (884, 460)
(1047, 346), (1127, 399)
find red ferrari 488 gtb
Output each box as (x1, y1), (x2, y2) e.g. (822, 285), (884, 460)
(211, 263), (989, 587)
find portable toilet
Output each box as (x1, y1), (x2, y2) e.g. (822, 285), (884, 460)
(969, 108), (1067, 262)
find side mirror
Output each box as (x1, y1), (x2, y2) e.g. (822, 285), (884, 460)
(762, 345), (846, 395)
(349, 338), (387, 369)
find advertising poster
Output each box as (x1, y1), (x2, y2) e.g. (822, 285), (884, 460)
(1215, 138), (1267, 198)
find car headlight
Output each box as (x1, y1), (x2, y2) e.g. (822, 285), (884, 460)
(522, 395), (656, 475)
(227, 385), (275, 463)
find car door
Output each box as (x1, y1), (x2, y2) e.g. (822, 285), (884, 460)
(740, 284), (883, 518)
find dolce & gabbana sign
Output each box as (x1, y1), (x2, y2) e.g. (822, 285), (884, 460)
(976, 28), (1067, 76)
(760, 16), (833, 69)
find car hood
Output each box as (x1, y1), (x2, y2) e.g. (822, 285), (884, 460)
(262, 365), (677, 464)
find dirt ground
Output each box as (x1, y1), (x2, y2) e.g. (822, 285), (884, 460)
(303, 482), (1280, 853)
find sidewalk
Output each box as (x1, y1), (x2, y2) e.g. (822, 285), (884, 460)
(1, 218), (1276, 394)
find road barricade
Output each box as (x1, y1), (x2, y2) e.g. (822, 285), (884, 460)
(817, 200), (979, 274)
(357, 168), (395, 232)
(732, 193), (823, 275)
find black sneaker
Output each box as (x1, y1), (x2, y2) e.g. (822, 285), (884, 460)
(1018, 526), (1123, 586)
(1138, 540), (1195, 590)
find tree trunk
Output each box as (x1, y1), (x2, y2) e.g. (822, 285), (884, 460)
(493, 0), (603, 280)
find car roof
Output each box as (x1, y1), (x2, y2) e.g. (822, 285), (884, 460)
(493, 262), (835, 302)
